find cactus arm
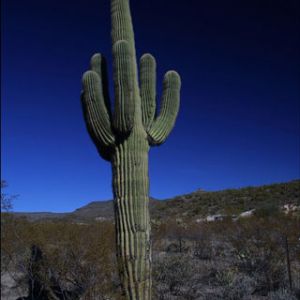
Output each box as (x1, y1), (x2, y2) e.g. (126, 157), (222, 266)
(113, 40), (135, 134)
(140, 53), (156, 130)
(147, 71), (181, 145)
(90, 53), (112, 118)
(81, 70), (115, 160)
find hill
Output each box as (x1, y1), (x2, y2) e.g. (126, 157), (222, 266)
(13, 180), (299, 222)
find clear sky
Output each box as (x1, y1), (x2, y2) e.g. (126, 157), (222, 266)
(2, 0), (299, 212)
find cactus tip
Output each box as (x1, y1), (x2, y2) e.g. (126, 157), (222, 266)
(165, 70), (181, 87)
(140, 53), (155, 62)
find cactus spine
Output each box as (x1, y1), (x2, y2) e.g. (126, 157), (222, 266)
(81, 0), (181, 298)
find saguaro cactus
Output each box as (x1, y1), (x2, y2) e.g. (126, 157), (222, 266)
(81, 0), (181, 298)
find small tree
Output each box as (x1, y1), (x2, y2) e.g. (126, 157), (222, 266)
(1, 180), (15, 212)
(1, 180), (18, 275)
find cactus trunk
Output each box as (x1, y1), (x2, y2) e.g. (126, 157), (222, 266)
(81, 1), (181, 298)
(112, 126), (151, 299)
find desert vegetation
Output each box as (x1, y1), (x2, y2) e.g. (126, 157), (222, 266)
(1, 181), (300, 299)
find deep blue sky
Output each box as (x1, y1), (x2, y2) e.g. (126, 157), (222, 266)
(2, 0), (299, 212)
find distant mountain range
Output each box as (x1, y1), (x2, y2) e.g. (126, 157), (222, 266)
(13, 180), (300, 223)
(13, 198), (160, 222)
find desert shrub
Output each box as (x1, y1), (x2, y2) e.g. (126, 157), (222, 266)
(254, 201), (280, 218)
(1, 219), (121, 299)
(153, 254), (199, 299)
(193, 239), (213, 260)
(267, 288), (298, 300)
(213, 272), (256, 300)
(227, 216), (299, 296)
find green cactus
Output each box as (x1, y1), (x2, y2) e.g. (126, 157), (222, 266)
(81, 0), (181, 298)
